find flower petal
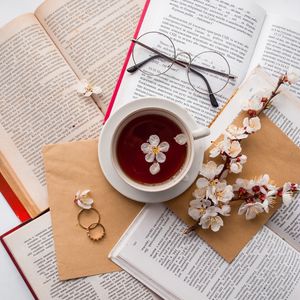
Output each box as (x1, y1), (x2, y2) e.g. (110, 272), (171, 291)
(196, 177), (209, 189)
(188, 207), (201, 221)
(156, 152), (166, 163)
(159, 141), (170, 152)
(174, 134), (188, 145)
(81, 189), (91, 196)
(76, 200), (92, 210)
(93, 86), (103, 95)
(82, 197), (93, 205)
(148, 135), (160, 146)
(141, 143), (151, 154)
(149, 162), (160, 175)
(145, 152), (155, 163)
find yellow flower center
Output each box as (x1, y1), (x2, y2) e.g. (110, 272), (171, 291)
(86, 84), (93, 92)
(152, 146), (160, 155)
(198, 207), (206, 215)
(210, 216), (218, 224)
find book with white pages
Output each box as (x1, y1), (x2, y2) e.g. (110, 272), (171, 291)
(107, 0), (300, 130)
(109, 67), (300, 300)
(1, 211), (161, 300)
(0, 0), (145, 217)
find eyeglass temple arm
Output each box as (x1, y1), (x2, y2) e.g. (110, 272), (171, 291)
(128, 39), (219, 107)
(188, 67), (219, 107)
(127, 54), (161, 73)
(128, 39), (236, 79)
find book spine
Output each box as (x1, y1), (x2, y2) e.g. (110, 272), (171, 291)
(104, 0), (151, 122)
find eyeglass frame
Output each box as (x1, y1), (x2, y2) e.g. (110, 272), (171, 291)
(127, 31), (236, 108)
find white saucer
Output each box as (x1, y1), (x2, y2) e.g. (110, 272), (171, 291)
(98, 97), (205, 203)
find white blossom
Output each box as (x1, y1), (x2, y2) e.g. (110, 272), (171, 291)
(76, 79), (102, 97)
(238, 202), (264, 220)
(188, 198), (211, 221)
(141, 135), (169, 175)
(224, 140), (242, 158)
(208, 181), (234, 205)
(210, 137), (241, 158)
(243, 117), (261, 133)
(241, 91), (267, 112)
(225, 124), (248, 140)
(199, 161), (224, 180)
(282, 182), (300, 206)
(229, 155), (247, 174)
(200, 207), (224, 232)
(74, 190), (94, 209)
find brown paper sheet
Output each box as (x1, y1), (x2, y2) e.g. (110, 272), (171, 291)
(167, 113), (300, 262)
(43, 139), (143, 280)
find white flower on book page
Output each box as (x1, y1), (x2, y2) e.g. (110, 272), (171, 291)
(76, 79), (103, 97)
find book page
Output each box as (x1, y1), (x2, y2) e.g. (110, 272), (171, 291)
(109, 0), (266, 127)
(35, 0), (145, 112)
(3, 212), (160, 300)
(0, 14), (103, 213)
(111, 204), (300, 300)
(248, 15), (300, 99)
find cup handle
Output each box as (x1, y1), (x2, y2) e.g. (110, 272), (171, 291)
(192, 127), (210, 140)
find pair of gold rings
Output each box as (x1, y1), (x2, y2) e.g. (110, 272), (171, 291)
(77, 208), (105, 241)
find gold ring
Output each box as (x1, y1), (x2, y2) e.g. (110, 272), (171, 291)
(87, 223), (105, 241)
(77, 208), (100, 230)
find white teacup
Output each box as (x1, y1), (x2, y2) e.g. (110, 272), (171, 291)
(111, 99), (210, 193)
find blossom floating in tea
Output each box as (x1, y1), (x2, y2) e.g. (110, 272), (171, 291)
(141, 134), (170, 175)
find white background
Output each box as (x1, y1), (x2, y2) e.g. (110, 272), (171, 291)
(0, 0), (300, 299)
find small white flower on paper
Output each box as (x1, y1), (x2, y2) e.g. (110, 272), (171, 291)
(77, 79), (103, 97)
(238, 202), (264, 220)
(174, 133), (188, 145)
(225, 124), (248, 140)
(74, 189), (94, 209)
(209, 139), (226, 158)
(209, 181), (234, 205)
(229, 154), (247, 174)
(285, 67), (300, 84)
(199, 161), (224, 180)
(141, 135), (170, 175)
(200, 207), (224, 232)
(188, 198), (211, 221)
(243, 117), (261, 133)
(224, 140), (242, 158)
(241, 91), (266, 112)
(281, 182), (299, 206)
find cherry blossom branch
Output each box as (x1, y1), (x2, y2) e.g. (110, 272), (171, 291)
(184, 69), (300, 234)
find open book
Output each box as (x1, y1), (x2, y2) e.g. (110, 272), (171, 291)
(0, 0), (145, 217)
(1, 211), (161, 300)
(107, 0), (300, 128)
(110, 203), (300, 300)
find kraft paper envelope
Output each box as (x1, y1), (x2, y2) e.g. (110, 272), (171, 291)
(43, 139), (143, 280)
(167, 112), (300, 262)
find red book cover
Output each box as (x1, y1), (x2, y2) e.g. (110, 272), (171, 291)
(0, 173), (30, 223)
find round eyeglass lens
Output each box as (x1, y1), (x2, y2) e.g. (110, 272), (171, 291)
(187, 51), (231, 94)
(132, 31), (176, 76)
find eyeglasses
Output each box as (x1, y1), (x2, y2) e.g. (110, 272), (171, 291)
(127, 31), (236, 107)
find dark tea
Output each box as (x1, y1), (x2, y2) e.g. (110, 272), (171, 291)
(116, 113), (187, 185)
